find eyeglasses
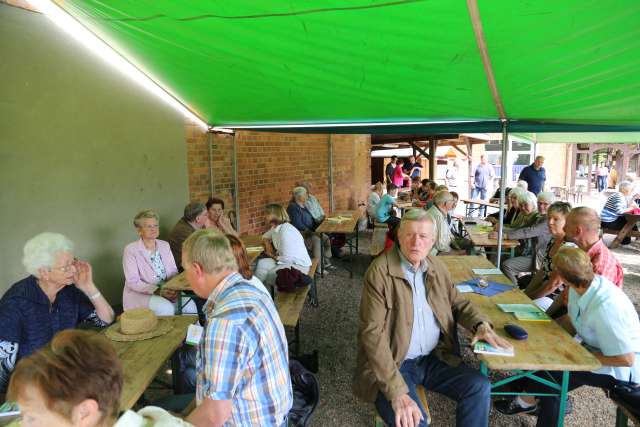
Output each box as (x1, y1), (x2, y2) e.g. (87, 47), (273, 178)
(50, 258), (78, 273)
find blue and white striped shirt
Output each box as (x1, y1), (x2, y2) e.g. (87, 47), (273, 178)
(197, 272), (292, 426)
(601, 192), (627, 223)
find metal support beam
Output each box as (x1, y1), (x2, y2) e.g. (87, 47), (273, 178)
(465, 137), (473, 199)
(207, 132), (214, 197)
(496, 120), (509, 268)
(328, 135), (334, 212)
(232, 133), (240, 232)
(428, 139), (437, 180)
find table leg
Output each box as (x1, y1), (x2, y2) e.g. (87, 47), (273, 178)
(319, 232), (324, 278)
(610, 220), (635, 249)
(176, 290), (183, 315)
(356, 227), (359, 255)
(349, 232), (354, 279)
(480, 361), (488, 377)
(556, 371), (569, 427)
(615, 407), (629, 427)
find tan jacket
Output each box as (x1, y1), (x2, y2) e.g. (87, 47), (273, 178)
(352, 246), (488, 402)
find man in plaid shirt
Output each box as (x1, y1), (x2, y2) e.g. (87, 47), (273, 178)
(183, 230), (292, 426)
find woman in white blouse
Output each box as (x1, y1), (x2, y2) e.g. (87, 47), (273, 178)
(495, 247), (639, 425)
(254, 204), (312, 287)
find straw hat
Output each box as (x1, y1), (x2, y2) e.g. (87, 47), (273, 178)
(105, 308), (172, 342)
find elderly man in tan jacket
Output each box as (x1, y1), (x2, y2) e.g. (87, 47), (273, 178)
(354, 209), (512, 427)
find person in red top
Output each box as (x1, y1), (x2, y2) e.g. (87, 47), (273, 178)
(547, 207), (624, 317)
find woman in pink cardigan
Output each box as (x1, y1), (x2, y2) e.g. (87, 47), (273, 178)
(122, 210), (196, 315)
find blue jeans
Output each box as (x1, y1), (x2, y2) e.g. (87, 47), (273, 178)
(374, 354), (491, 427)
(597, 175), (607, 192)
(470, 186), (488, 216)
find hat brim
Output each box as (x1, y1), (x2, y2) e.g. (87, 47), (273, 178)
(105, 318), (173, 342)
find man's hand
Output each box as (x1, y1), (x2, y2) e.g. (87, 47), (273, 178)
(391, 394), (423, 427)
(471, 322), (513, 351)
(161, 288), (178, 302)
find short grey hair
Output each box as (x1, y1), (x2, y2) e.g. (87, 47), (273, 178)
(183, 202), (206, 222)
(23, 232), (74, 276)
(516, 180), (528, 190)
(509, 187), (525, 201)
(182, 229), (238, 275)
(292, 186), (308, 199)
(521, 191), (538, 210)
(400, 208), (434, 229)
(432, 190), (453, 206)
(133, 209), (159, 228)
(619, 181), (633, 193)
(537, 192), (555, 203)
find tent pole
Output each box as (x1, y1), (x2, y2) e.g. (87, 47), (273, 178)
(429, 139), (437, 180)
(496, 120), (509, 269)
(208, 132), (214, 197)
(328, 134), (334, 212)
(232, 132), (240, 233)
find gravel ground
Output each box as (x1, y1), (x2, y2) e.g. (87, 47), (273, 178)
(301, 231), (640, 427)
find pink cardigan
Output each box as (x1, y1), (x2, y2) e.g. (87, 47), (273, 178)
(122, 239), (178, 310)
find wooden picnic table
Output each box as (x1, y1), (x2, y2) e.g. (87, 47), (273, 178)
(316, 210), (360, 278)
(460, 198), (499, 217)
(607, 213), (640, 249)
(106, 315), (195, 411)
(463, 220), (519, 257)
(439, 256), (601, 427)
(164, 234), (264, 313)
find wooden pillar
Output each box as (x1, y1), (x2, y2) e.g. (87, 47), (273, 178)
(586, 150), (592, 196)
(429, 139), (437, 180)
(465, 137), (473, 197)
(568, 144), (576, 189)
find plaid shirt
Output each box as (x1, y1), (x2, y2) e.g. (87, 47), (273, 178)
(587, 239), (624, 288)
(197, 272), (292, 426)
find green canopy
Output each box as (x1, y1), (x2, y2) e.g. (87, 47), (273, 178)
(52, 0), (640, 132)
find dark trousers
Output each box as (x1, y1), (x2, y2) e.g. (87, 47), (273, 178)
(509, 370), (619, 427)
(374, 354), (491, 427)
(384, 215), (401, 229)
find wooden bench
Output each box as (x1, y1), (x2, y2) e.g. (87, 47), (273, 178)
(613, 397), (639, 427)
(374, 385), (431, 426)
(274, 258), (319, 356)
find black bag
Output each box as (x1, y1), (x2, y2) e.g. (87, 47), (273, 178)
(610, 381), (640, 419)
(276, 268), (312, 293)
(288, 359), (320, 427)
(172, 344), (197, 394)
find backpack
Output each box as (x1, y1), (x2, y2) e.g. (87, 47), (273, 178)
(288, 359), (320, 427)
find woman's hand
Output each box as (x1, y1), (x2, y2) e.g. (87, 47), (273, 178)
(73, 260), (96, 293)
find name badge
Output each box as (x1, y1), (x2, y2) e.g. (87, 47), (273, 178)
(186, 324), (204, 346)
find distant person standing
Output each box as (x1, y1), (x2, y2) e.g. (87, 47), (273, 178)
(471, 155), (495, 216)
(445, 160), (460, 189)
(392, 159), (409, 188)
(385, 155), (397, 184)
(597, 163), (609, 192)
(518, 156), (546, 195)
(404, 155), (423, 179)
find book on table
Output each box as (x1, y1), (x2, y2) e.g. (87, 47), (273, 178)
(473, 341), (515, 357)
(496, 303), (552, 322)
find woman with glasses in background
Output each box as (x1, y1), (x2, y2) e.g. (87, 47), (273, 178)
(122, 210), (196, 316)
(0, 232), (114, 395)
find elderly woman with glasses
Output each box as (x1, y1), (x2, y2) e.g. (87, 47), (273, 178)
(492, 192), (555, 285)
(0, 232), (114, 394)
(496, 247), (640, 425)
(123, 210), (196, 316)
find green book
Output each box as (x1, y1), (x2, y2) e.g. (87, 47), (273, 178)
(496, 303), (541, 313)
(513, 310), (552, 322)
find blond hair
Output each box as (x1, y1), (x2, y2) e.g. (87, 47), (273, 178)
(182, 229), (238, 275)
(552, 246), (594, 289)
(265, 203), (289, 224)
(133, 209), (159, 228)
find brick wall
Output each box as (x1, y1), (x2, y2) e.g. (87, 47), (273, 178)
(184, 121), (371, 235)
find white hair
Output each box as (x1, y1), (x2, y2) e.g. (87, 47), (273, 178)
(517, 180), (528, 190)
(521, 192), (538, 210)
(509, 187), (525, 201)
(292, 186), (308, 199)
(537, 191), (555, 203)
(619, 181), (633, 193)
(22, 232), (74, 275)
